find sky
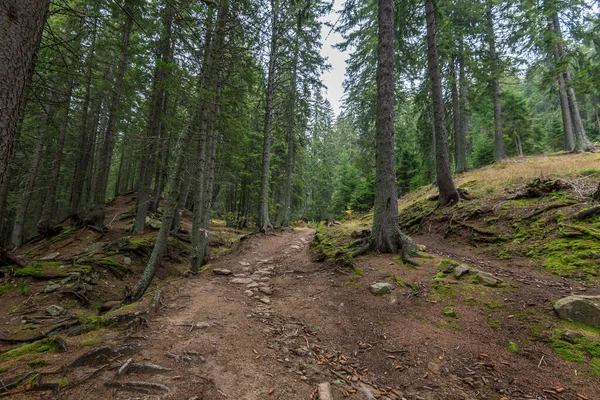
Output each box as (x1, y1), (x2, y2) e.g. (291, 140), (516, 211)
(320, 1), (349, 118)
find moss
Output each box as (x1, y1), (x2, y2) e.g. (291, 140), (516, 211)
(28, 358), (49, 368)
(435, 271), (446, 279)
(487, 319), (500, 329)
(507, 340), (519, 353)
(352, 267), (363, 276)
(80, 338), (102, 347)
(124, 236), (154, 251)
(549, 325), (600, 375)
(497, 247), (511, 259)
(18, 284), (29, 296)
(0, 284), (11, 296)
(483, 301), (503, 310)
(96, 257), (123, 268)
(0, 366), (7, 373)
(0, 337), (61, 362)
(438, 259), (459, 270)
(433, 280), (455, 298)
(530, 238), (600, 280)
(443, 307), (457, 318)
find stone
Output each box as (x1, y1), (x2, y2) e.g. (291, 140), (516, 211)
(475, 271), (501, 287)
(427, 362), (441, 374)
(554, 296), (600, 328)
(47, 305), (65, 316)
(438, 262), (456, 274)
(230, 278), (254, 285)
(454, 264), (470, 279)
(259, 297), (271, 304)
(213, 268), (232, 276)
(239, 261), (250, 266)
(259, 286), (273, 295)
(123, 257), (132, 266)
(44, 282), (61, 293)
(101, 301), (121, 312)
(42, 252), (60, 261)
(290, 245), (301, 250)
(244, 290), (255, 297)
(247, 282), (259, 289)
(561, 330), (584, 343)
(85, 242), (108, 253)
(146, 217), (161, 230)
(370, 282), (394, 296)
(417, 244), (427, 252)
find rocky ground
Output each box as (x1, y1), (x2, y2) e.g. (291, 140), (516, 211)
(1, 226), (599, 400)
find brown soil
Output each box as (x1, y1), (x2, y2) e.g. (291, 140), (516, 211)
(3, 225), (599, 400)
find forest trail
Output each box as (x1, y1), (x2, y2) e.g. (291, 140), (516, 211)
(48, 228), (599, 400)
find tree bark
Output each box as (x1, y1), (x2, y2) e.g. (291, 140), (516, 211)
(362, 0), (415, 260)
(0, 0), (50, 195)
(38, 75), (74, 234)
(70, 12), (98, 216)
(425, 0), (460, 206)
(12, 122), (46, 247)
(134, 3), (173, 234)
(88, 0), (134, 227)
(258, 0), (279, 232)
(486, 0), (505, 160)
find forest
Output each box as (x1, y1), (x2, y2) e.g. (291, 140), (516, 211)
(1, 0), (600, 398)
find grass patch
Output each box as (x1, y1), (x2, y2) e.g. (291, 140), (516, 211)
(0, 284), (11, 296)
(79, 338), (102, 347)
(507, 340), (519, 353)
(549, 324), (600, 375)
(0, 337), (62, 362)
(28, 358), (49, 368)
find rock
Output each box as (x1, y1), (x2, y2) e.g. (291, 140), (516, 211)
(561, 330), (584, 343)
(146, 217), (161, 230)
(443, 308), (457, 318)
(370, 282), (394, 296)
(475, 271), (502, 287)
(438, 261), (456, 274)
(259, 286), (273, 295)
(454, 264), (470, 279)
(259, 297), (271, 304)
(44, 282), (61, 293)
(230, 278), (254, 285)
(290, 245), (301, 250)
(239, 261), (250, 266)
(85, 242), (108, 253)
(123, 257), (132, 266)
(554, 296), (600, 328)
(213, 268), (232, 276)
(247, 282), (259, 289)
(417, 244), (427, 252)
(244, 290), (255, 297)
(101, 301), (121, 312)
(47, 305), (65, 316)
(42, 252), (60, 261)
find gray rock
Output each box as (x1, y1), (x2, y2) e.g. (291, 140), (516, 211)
(244, 290), (255, 297)
(417, 244), (427, 252)
(554, 296), (600, 328)
(230, 278), (254, 285)
(454, 264), (470, 279)
(44, 282), (61, 293)
(239, 261), (250, 266)
(259, 297), (271, 304)
(123, 257), (132, 266)
(438, 262), (456, 274)
(213, 268), (232, 276)
(561, 330), (584, 343)
(47, 305), (65, 316)
(247, 282), (259, 289)
(146, 217), (161, 230)
(42, 252), (60, 261)
(84, 242), (108, 253)
(370, 282), (394, 296)
(475, 271), (501, 287)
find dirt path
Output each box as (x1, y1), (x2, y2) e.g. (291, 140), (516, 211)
(50, 229), (599, 400)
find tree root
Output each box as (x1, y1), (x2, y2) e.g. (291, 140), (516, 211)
(574, 205), (600, 221)
(523, 202), (575, 220)
(352, 227), (418, 266)
(104, 381), (170, 393)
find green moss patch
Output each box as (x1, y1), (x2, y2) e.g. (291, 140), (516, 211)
(0, 337), (63, 362)
(549, 324), (600, 376)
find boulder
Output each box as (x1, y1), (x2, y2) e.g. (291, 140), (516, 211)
(44, 282), (61, 293)
(474, 271), (502, 287)
(370, 282), (394, 296)
(554, 296), (600, 328)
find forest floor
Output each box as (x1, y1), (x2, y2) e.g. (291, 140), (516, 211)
(1, 153), (600, 399)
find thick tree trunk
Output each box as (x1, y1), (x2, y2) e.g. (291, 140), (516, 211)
(258, 0), (279, 232)
(458, 52), (468, 169)
(38, 75), (74, 234)
(425, 0), (460, 206)
(88, 0), (134, 227)
(365, 0), (415, 259)
(134, 3), (173, 234)
(486, 0), (505, 160)
(450, 55), (462, 172)
(12, 124), (46, 247)
(0, 0), (50, 195)
(556, 71), (575, 151)
(592, 95), (600, 133)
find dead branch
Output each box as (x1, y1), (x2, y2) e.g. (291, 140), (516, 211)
(523, 202), (575, 220)
(104, 381), (170, 393)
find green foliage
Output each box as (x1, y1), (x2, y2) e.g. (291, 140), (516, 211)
(0, 284), (11, 296)
(0, 337), (62, 362)
(507, 340), (519, 353)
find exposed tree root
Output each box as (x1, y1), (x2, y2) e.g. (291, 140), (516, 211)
(523, 202), (575, 220)
(574, 205), (600, 221)
(104, 381), (170, 393)
(353, 227), (418, 266)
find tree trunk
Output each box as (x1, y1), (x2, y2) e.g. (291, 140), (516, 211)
(486, 0), (505, 160)
(458, 51), (468, 169)
(0, 0), (50, 194)
(134, 3), (173, 234)
(38, 75), (74, 234)
(70, 13), (98, 216)
(12, 122), (46, 247)
(258, 0), (279, 232)
(425, 0), (460, 206)
(592, 95), (600, 133)
(449, 55), (462, 172)
(88, 0), (134, 227)
(364, 0), (415, 260)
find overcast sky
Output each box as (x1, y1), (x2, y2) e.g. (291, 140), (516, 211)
(320, 1), (348, 118)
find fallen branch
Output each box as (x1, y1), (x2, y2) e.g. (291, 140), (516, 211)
(523, 202), (575, 220)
